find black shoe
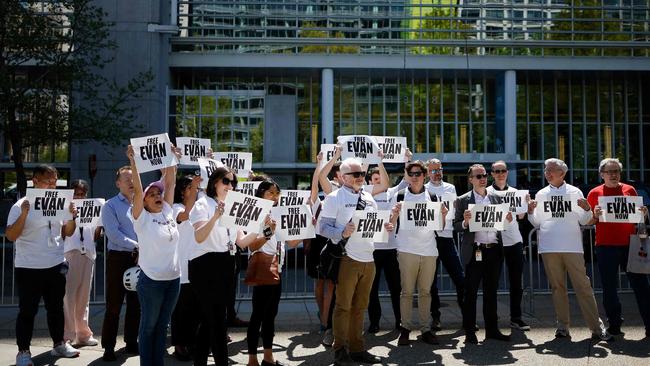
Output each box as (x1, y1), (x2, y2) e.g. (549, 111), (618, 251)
(465, 333), (479, 344)
(228, 317), (249, 327)
(422, 331), (440, 345)
(125, 342), (139, 354)
(367, 323), (380, 334)
(173, 346), (192, 361)
(607, 326), (623, 336)
(334, 348), (353, 366)
(261, 360), (285, 366)
(102, 348), (117, 361)
(398, 329), (410, 346)
(485, 331), (511, 342)
(431, 318), (442, 332)
(350, 351), (382, 364)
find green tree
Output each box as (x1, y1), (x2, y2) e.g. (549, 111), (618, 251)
(299, 22), (360, 54)
(415, 7), (474, 55)
(0, 0), (152, 195)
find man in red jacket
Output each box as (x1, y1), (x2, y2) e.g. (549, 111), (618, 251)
(587, 158), (650, 337)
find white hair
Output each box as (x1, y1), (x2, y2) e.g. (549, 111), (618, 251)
(544, 158), (568, 173)
(599, 158), (623, 172)
(426, 158), (442, 167)
(340, 158), (363, 174)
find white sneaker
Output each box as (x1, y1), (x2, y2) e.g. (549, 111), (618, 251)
(51, 341), (80, 358)
(75, 337), (99, 346)
(16, 351), (33, 366)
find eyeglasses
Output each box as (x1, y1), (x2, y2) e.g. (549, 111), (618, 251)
(221, 177), (237, 188)
(429, 169), (443, 174)
(345, 171), (366, 178)
(492, 169), (508, 174)
(472, 174), (489, 179)
(407, 171), (424, 177)
(602, 170), (621, 175)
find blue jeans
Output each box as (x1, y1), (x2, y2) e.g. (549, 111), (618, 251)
(137, 272), (180, 366)
(596, 245), (650, 331)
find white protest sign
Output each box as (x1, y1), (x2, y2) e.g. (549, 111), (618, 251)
(130, 133), (178, 173)
(432, 192), (456, 230)
(469, 203), (509, 232)
(213, 152), (252, 178)
(534, 194), (581, 221)
(279, 190), (312, 207)
(74, 198), (105, 228)
(25, 189), (74, 221)
(399, 201), (443, 231)
(320, 144), (338, 168)
(599, 196), (644, 223)
(235, 181), (262, 196)
(337, 135), (382, 164)
(350, 210), (390, 243)
(197, 158), (225, 189)
(271, 205), (316, 241)
(491, 190), (529, 214)
(373, 136), (407, 163)
(220, 191), (274, 234)
(176, 137), (211, 166)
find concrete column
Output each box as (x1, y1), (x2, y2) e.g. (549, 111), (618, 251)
(498, 70), (517, 187)
(321, 68), (334, 144)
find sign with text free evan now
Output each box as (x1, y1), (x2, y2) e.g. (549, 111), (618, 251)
(349, 210), (390, 243)
(25, 189), (74, 221)
(213, 152), (252, 179)
(219, 190), (274, 234)
(73, 198), (105, 228)
(468, 203), (510, 232)
(197, 158), (225, 189)
(598, 195), (644, 223)
(176, 137), (211, 166)
(130, 133), (178, 173)
(534, 194), (581, 221)
(271, 205), (315, 241)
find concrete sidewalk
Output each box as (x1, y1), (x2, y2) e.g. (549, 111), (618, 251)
(0, 293), (648, 365)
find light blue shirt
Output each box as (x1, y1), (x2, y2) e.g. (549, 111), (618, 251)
(101, 193), (138, 252)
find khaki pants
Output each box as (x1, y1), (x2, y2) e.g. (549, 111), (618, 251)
(63, 250), (95, 342)
(397, 252), (437, 333)
(541, 252), (604, 333)
(333, 256), (375, 353)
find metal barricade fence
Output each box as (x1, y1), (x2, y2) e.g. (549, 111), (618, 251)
(0, 228), (635, 314)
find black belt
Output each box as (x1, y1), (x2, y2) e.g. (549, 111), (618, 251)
(475, 242), (499, 249)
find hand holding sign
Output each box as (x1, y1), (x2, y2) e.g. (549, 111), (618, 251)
(598, 196), (644, 223)
(130, 133), (178, 173)
(349, 211), (391, 243)
(399, 201), (444, 231)
(25, 189), (75, 221)
(534, 194), (580, 221)
(468, 204), (510, 232)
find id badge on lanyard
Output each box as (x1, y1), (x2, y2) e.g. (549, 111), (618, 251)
(226, 229), (236, 256)
(79, 227), (86, 255)
(475, 248), (483, 262)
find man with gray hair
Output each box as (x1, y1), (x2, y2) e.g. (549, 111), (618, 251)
(528, 158), (611, 341)
(320, 158), (395, 365)
(587, 158), (650, 337)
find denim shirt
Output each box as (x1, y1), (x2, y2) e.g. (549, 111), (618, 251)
(102, 193), (138, 252)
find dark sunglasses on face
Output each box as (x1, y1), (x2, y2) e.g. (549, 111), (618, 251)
(222, 177), (236, 188)
(407, 171), (425, 177)
(473, 174), (489, 179)
(492, 169), (508, 174)
(429, 168), (443, 174)
(345, 171), (366, 178)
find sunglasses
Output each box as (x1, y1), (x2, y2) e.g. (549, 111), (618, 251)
(407, 171), (425, 177)
(473, 174), (489, 179)
(345, 171), (366, 178)
(221, 177), (237, 187)
(492, 169), (508, 174)
(429, 169), (443, 174)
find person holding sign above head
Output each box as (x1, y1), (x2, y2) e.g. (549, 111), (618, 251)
(100, 164), (140, 361)
(527, 158), (612, 341)
(126, 144), (182, 366)
(319, 144), (343, 194)
(238, 178), (302, 366)
(62, 179), (102, 347)
(486, 161), (531, 332)
(189, 166), (240, 366)
(7, 165), (81, 366)
(389, 160), (448, 346)
(425, 158), (465, 332)
(586, 158), (650, 338)
(455, 164), (513, 344)
(320, 158), (395, 366)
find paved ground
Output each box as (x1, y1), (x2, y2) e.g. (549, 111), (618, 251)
(0, 293), (648, 365)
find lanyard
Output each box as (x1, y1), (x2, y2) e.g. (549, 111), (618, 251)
(79, 227), (86, 255)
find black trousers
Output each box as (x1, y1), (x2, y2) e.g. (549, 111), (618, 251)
(101, 250), (140, 349)
(227, 250), (242, 322)
(503, 243), (524, 320)
(171, 283), (200, 347)
(430, 237), (465, 320)
(247, 283), (282, 354)
(189, 252), (235, 366)
(15, 264), (67, 350)
(367, 249), (401, 327)
(462, 245), (503, 334)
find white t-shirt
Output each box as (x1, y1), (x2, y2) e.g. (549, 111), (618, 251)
(189, 196), (237, 260)
(372, 185), (403, 250)
(7, 198), (66, 269)
(528, 182), (592, 254)
(425, 181), (457, 238)
(173, 203), (196, 284)
(253, 234), (287, 273)
(389, 189), (438, 257)
(487, 185), (523, 247)
(129, 202), (180, 281)
(320, 186), (378, 262)
(64, 226), (98, 260)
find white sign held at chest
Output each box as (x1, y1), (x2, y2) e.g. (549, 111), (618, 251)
(130, 133), (178, 173)
(74, 198), (105, 227)
(491, 190), (529, 214)
(25, 189), (74, 221)
(220, 191), (274, 234)
(271, 205), (316, 241)
(599, 195), (644, 223)
(399, 201), (443, 231)
(176, 137), (211, 166)
(534, 194), (580, 221)
(214, 152), (252, 178)
(469, 203), (510, 232)
(350, 210), (390, 243)
(197, 158), (225, 189)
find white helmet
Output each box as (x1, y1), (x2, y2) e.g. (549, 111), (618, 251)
(123, 266), (141, 291)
